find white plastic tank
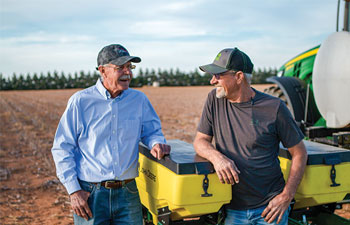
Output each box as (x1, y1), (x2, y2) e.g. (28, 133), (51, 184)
(313, 31), (350, 128)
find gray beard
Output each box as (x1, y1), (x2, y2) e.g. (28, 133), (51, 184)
(216, 87), (227, 98)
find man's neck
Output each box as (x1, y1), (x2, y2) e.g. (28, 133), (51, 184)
(102, 81), (123, 98)
(227, 86), (255, 103)
(109, 90), (122, 98)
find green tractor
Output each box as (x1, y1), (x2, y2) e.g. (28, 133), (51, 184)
(264, 0), (350, 223)
(264, 45), (321, 127)
(264, 43), (350, 148)
(264, 11), (350, 148)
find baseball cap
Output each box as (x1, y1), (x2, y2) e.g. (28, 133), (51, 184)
(97, 44), (141, 69)
(199, 48), (253, 74)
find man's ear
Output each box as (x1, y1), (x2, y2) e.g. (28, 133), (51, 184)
(98, 66), (107, 79)
(236, 71), (245, 84)
(98, 65), (104, 74)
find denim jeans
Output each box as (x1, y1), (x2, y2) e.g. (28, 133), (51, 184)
(224, 205), (290, 225)
(73, 179), (143, 225)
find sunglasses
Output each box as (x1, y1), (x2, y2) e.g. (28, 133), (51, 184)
(212, 71), (238, 79)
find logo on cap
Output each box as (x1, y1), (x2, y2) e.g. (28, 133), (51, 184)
(215, 53), (222, 61)
(117, 48), (128, 56)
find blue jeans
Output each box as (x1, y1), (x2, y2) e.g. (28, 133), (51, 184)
(74, 179), (143, 225)
(224, 205), (290, 225)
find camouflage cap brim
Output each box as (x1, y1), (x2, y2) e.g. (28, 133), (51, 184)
(109, 56), (141, 66)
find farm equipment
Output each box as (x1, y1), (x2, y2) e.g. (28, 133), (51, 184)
(264, 0), (350, 144)
(136, 139), (350, 225)
(136, 140), (231, 225)
(262, 0), (350, 223)
(136, 1), (350, 224)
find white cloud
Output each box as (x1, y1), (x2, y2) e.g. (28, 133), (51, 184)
(159, 1), (202, 11)
(0, 0), (344, 78)
(130, 20), (207, 38)
(1, 31), (94, 44)
(0, 40), (98, 76)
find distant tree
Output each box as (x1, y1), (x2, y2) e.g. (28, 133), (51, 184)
(58, 72), (67, 89)
(73, 72), (79, 88)
(25, 73), (33, 90)
(39, 72), (47, 89)
(46, 72), (54, 89)
(78, 71), (86, 88)
(52, 71), (60, 89)
(92, 71), (100, 82)
(32, 73), (40, 89)
(130, 68), (143, 87)
(6, 76), (12, 90)
(0, 67), (278, 91)
(67, 73), (74, 89)
(0, 73), (10, 90)
(10, 73), (18, 90)
(138, 68), (144, 77)
(251, 67), (277, 84)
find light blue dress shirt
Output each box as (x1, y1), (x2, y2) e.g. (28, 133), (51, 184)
(52, 79), (166, 194)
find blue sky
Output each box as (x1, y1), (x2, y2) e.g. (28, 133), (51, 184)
(0, 0), (344, 78)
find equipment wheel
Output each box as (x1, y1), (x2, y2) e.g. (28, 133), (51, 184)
(264, 85), (293, 113)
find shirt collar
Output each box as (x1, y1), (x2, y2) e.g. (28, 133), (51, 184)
(95, 79), (129, 100)
(96, 79), (109, 99)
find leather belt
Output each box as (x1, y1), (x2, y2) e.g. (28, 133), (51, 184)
(92, 179), (134, 189)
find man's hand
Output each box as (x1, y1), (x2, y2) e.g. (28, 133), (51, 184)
(262, 140), (307, 224)
(212, 154), (240, 184)
(70, 190), (92, 220)
(261, 192), (292, 224)
(150, 143), (171, 160)
(193, 131), (240, 185)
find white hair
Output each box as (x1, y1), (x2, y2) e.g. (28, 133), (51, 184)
(244, 73), (252, 84)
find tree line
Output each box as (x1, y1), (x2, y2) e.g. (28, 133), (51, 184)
(0, 67), (277, 90)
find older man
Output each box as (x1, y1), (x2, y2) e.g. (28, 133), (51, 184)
(193, 48), (307, 225)
(52, 44), (170, 225)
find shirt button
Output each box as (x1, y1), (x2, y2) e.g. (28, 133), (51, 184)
(112, 130), (115, 134)
(113, 114), (116, 118)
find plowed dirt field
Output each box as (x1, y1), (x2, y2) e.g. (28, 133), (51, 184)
(1, 85), (349, 224)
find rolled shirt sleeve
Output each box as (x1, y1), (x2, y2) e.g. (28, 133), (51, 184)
(51, 97), (82, 194)
(141, 96), (166, 149)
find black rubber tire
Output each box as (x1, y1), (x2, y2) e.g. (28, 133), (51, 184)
(264, 85), (293, 114)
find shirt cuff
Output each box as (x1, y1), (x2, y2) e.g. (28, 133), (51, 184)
(150, 139), (166, 149)
(64, 179), (81, 195)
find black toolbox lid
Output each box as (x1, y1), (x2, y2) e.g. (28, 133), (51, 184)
(279, 140), (350, 165)
(138, 139), (214, 175)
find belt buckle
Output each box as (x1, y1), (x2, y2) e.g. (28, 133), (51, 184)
(104, 180), (116, 189)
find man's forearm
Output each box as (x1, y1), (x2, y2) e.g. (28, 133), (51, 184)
(193, 133), (228, 165)
(194, 132), (241, 184)
(262, 141), (307, 223)
(194, 136), (219, 162)
(282, 141), (308, 200)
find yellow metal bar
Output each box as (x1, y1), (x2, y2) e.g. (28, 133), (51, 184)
(285, 48), (319, 67)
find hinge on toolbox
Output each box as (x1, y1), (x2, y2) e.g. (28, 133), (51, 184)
(324, 156), (341, 187)
(330, 165), (340, 187)
(157, 206), (171, 225)
(201, 174), (213, 197)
